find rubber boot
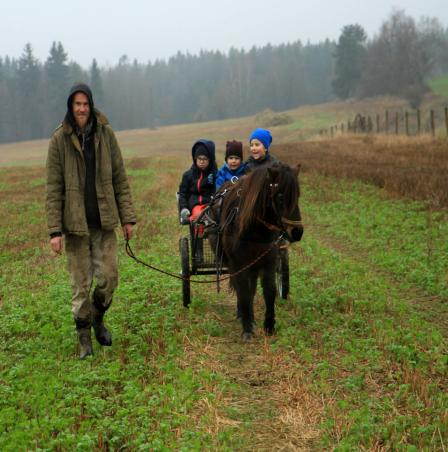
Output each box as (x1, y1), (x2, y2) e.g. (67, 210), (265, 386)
(75, 319), (93, 360)
(91, 290), (112, 346)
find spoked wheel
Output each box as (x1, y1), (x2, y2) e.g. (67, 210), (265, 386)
(179, 237), (191, 307)
(276, 246), (289, 300)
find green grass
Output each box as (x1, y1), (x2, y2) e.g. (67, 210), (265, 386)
(275, 174), (447, 449)
(0, 158), (447, 449)
(428, 73), (448, 98)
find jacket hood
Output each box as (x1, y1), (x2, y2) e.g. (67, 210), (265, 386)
(191, 139), (217, 171)
(65, 83), (96, 132)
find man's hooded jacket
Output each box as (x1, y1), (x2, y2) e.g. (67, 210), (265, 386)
(178, 139), (217, 212)
(46, 83), (136, 236)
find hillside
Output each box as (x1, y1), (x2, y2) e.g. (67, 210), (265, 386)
(429, 73), (448, 98)
(0, 95), (424, 167)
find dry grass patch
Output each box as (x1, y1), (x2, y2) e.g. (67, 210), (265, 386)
(177, 291), (324, 450)
(275, 135), (448, 207)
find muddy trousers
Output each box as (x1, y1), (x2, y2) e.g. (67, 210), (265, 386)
(65, 229), (118, 323)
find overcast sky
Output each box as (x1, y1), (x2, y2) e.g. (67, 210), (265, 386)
(3, 0), (447, 68)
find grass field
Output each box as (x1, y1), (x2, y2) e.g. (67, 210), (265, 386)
(1, 122), (447, 449)
(1, 94), (448, 449)
(429, 74), (448, 98)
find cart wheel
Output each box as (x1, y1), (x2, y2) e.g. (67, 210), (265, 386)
(180, 237), (191, 307)
(276, 247), (289, 299)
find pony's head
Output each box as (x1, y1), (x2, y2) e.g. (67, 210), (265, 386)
(235, 162), (303, 242)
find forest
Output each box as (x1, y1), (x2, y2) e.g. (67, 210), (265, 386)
(0, 10), (447, 144)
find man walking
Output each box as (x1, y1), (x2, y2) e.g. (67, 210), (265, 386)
(46, 83), (136, 359)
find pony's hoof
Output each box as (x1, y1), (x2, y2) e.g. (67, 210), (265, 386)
(264, 327), (276, 336)
(242, 332), (253, 341)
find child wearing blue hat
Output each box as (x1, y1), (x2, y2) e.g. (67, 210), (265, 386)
(245, 128), (278, 172)
(215, 140), (246, 190)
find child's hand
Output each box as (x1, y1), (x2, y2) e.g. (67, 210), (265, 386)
(180, 208), (190, 224)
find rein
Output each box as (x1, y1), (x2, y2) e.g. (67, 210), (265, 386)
(256, 216), (302, 233)
(125, 235), (283, 284)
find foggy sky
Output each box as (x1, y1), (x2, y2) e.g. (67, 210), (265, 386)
(3, 0), (448, 68)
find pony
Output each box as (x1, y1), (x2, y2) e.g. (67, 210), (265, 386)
(209, 162), (303, 340)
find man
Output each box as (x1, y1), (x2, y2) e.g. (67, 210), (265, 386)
(46, 83), (136, 360)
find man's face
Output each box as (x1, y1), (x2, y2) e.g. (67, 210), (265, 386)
(250, 139), (267, 160)
(196, 155), (210, 171)
(227, 156), (242, 171)
(72, 92), (90, 130)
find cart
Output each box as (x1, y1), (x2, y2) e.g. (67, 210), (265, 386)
(179, 223), (290, 307)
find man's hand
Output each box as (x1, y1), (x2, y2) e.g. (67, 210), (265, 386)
(50, 236), (63, 255)
(123, 223), (133, 240)
(180, 208), (190, 225)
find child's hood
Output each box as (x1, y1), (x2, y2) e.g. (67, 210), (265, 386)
(191, 139), (216, 167)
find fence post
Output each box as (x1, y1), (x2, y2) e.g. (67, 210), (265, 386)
(405, 111), (409, 136)
(417, 109), (421, 135)
(385, 110), (389, 134)
(330, 126), (334, 137)
(341, 123), (344, 134)
(445, 107), (448, 137)
(395, 112), (399, 135)
(376, 114), (380, 133)
(430, 110), (435, 137)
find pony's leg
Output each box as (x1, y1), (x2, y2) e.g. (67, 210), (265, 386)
(236, 271), (257, 340)
(261, 260), (277, 335)
(232, 275), (242, 319)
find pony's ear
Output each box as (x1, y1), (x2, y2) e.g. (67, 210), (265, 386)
(292, 164), (301, 177)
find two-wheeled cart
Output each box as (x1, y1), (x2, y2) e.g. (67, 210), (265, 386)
(179, 223), (290, 307)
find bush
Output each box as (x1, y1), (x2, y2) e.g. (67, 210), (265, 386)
(255, 109), (293, 127)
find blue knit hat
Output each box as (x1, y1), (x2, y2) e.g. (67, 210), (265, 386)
(249, 128), (272, 150)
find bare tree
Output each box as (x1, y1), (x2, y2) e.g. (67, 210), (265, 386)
(360, 10), (433, 107)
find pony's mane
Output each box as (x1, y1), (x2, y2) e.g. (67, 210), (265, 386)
(220, 163), (299, 241)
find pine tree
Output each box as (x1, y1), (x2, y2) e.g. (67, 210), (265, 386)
(44, 41), (69, 132)
(17, 43), (42, 140)
(89, 58), (104, 107)
(332, 24), (367, 99)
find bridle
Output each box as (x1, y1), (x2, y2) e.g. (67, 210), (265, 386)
(256, 181), (302, 234)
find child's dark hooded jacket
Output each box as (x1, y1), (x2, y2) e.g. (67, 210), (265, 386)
(178, 139), (217, 211)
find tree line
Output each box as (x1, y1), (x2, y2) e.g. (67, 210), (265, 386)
(0, 10), (447, 144)
(0, 40), (334, 143)
(332, 10), (448, 107)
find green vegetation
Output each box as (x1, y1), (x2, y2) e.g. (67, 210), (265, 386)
(429, 73), (448, 98)
(279, 174), (447, 449)
(0, 155), (447, 449)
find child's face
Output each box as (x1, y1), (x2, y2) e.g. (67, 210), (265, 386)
(227, 156), (242, 171)
(196, 155), (210, 170)
(250, 139), (267, 160)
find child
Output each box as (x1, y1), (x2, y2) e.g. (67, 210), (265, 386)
(178, 139), (217, 229)
(215, 140), (246, 190)
(245, 128), (278, 172)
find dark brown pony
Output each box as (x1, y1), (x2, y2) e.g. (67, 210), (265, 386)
(211, 162), (303, 340)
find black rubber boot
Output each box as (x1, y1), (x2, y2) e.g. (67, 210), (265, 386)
(91, 289), (112, 346)
(75, 319), (93, 360)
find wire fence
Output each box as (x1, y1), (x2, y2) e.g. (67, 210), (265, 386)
(319, 106), (448, 138)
